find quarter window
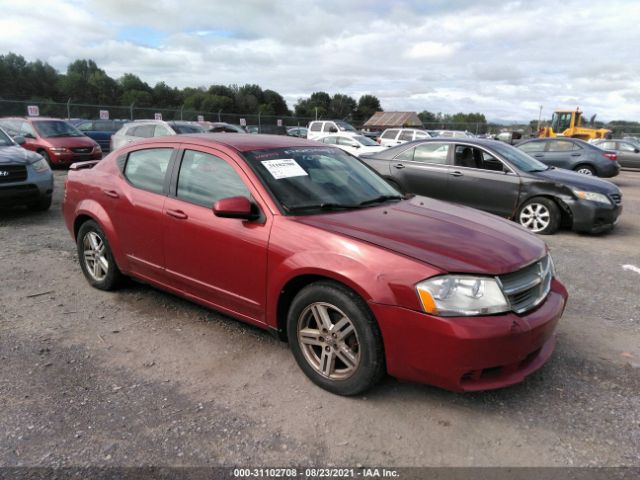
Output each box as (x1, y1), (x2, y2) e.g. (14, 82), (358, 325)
(548, 140), (578, 152)
(177, 150), (250, 207)
(124, 148), (173, 194)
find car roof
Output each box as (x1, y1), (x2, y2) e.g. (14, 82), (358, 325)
(123, 133), (322, 152)
(0, 116), (67, 122)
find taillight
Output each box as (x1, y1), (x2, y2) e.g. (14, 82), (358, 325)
(603, 152), (617, 161)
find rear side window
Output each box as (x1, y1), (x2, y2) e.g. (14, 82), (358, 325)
(399, 131), (413, 141)
(414, 143), (450, 164)
(177, 150), (250, 207)
(381, 129), (398, 139)
(320, 136), (338, 144)
(548, 140), (578, 152)
(128, 125), (156, 138)
(518, 142), (545, 153)
(309, 122), (322, 132)
(124, 148), (173, 194)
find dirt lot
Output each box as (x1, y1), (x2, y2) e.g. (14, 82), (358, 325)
(1, 170), (639, 468)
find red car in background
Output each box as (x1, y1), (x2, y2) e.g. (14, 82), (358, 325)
(0, 117), (101, 166)
(63, 134), (567, 395)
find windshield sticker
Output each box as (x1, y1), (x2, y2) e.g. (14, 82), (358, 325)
(261, 159), (308, 179)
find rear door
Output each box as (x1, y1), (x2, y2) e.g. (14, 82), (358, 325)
(111, 146), (176, 279)
(446, 144), (521, 217)
(541, 140), (583, 169)
(379, 129), (400, 147)
(163, 147), (271, 324)
(388, 142), (452, 199)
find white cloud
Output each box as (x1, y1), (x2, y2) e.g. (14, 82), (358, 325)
(1, 0), (639, 121)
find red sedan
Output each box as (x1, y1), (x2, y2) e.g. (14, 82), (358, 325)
(63, 134), (567, 395)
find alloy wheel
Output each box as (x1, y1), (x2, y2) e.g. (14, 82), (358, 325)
(82, 231), (109, 281)
(297, 302), (361, 380)
(519, 203), (551, 233)
(576, 167), (594, 175)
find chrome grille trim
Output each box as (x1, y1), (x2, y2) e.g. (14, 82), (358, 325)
(497, 255), (553, 314)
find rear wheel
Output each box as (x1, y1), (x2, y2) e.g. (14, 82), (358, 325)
(287, 281), (385, 396)
(517, 197), (560, 235)
(77, 220), (122, 290)
(574, 164), (595, 176)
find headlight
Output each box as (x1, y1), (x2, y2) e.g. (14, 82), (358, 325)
(49, 147), (67, 153)
(571, 189), (611, 205)
(94, 145), (102, 152)
(31, 158), (50, 173)
(416, 275), (510, 317)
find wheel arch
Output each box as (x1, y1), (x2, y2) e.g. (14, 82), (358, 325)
(517, 194), (572, 229)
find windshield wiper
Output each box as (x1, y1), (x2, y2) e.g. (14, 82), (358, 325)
(285, 202), (360, 213)
(358, 194), (403, 206)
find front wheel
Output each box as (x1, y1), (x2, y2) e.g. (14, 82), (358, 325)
(517, 197), (560, 235)
(77, 220), (122, 290)
(287, 281), (385, 396)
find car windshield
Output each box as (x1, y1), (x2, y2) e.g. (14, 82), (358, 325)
(244, 146), (402, 214)
(335, 121), (357, 132)
(33, 120), (84, 138)
(354, 135), (378, 146)
(491, 142), (550, 172)
(0, 129), (13, 146)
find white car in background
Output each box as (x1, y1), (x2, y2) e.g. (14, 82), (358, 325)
(316, 133), (388, 157)
(377, 128), (431, 147)
(110, 120), (205, 151)
(307, 120), (359, 140)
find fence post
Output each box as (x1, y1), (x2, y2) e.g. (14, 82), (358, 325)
(67, 98), (71, 119)
(180, 105), (184, 121)
(258, 112), (261, 133)
(130, 103), (134, 120)
(218, 109), (222, 122)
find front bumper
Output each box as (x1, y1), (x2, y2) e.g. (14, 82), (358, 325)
(49, 150), (102, 166)
(0, 169), (53, 207)
(370, 279), (568, 392)
(566, 197), (622, 233)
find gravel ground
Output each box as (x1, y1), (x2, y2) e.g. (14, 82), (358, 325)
(0, 169), (639, 468)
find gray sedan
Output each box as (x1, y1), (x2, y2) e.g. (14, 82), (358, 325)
(361, 138), (622, 235)
(592, 139), (640, 169)
(515, 137), (620, 177)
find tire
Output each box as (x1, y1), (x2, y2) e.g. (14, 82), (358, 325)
(517, 197), (560, 235)
(77, 220), (122, 290)
(38, 149), (52, 167)
(287, 281), (385, 396)
(28, 196), (52, 211)
(574, 164), (595, 176)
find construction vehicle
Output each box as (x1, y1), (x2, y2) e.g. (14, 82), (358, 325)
(538, 108), (611, 140)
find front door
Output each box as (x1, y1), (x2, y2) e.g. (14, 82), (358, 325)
(447, 144), (521, 217)
(163, 148), (271, 325)
(389, 142), (452, 199)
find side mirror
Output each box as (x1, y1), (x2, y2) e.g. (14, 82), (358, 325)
(213, 196), (257, 220)
(352, 144), (360, 148)
(13, 135), (26, 145)
(329, 127), (338, 133)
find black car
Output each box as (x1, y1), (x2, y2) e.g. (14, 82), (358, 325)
(361, 139), (622, 235)
(516, 137), (620, 177)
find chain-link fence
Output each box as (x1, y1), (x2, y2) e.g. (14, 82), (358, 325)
(0, 98), (315, 130)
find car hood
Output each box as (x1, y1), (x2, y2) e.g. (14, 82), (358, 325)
(0, 145), (42, 165)
(295, 196), (546, 275)
(531, 167), (619, 194)
(45, 136), (98, 148)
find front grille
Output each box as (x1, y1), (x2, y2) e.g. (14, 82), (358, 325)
(498, 255), (553, 314)
(71, 147), (93, 154)
(0, 165), (27, 183)
(609, 193), (622, 205)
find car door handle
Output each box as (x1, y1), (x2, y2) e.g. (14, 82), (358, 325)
(449, 171), (464, 177)
(166, 209), (188, 220)
(533, 154), (544, 157)
(393, 163), (406, 169)
(102, 189), (119, 199)
(570, 153), (581, 156)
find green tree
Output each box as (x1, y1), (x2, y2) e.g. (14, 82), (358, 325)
(354, 94), (382, 124)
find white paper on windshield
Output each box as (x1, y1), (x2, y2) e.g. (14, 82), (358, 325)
(261, 159), (308, 180)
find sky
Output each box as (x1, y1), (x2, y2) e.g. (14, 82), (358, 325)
(1, 0), (640, 122)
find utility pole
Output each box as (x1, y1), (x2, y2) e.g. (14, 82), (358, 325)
(180, 105), (184, 120)
(537, 105), (543, 132)
(315, 107), (318, 120)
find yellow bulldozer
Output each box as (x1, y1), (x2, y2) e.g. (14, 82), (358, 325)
(538, 108), (611, 140)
